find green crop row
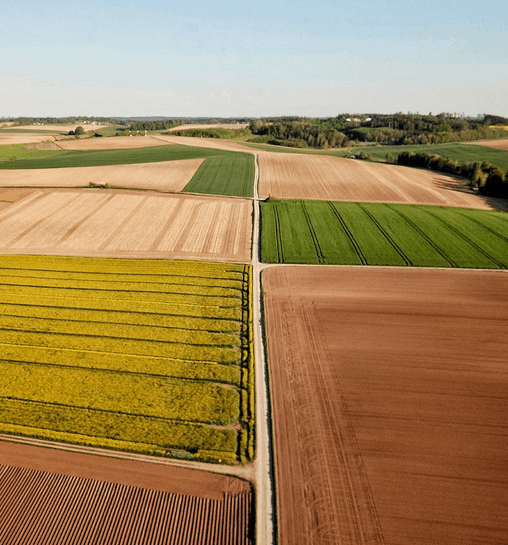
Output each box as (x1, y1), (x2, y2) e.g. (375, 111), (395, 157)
(261, 200), (508, 268)
(0, 343), (241, 384)
(0, 398), (238, 456)
(0, 303), (240, 333)
(183, 153), (255, 198)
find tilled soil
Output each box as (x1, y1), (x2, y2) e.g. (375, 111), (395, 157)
(263, 266), (508, 545)
(258, 153), (493, 209)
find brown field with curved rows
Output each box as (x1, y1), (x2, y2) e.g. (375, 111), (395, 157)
(0, 134), (57, 146)
(0, 441), (252, 545)
(263, 266), (508, 545)
(0, 159), (204, 192)
(467, 139), (508, 150)
(0, 189), (252, 261)
(57, 135), (172, 150)
(258, 153), (492, 208)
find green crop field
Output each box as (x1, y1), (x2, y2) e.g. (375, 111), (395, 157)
(351, 143), (508, 172)
(0, 255), (254, 463)
(0, 143), (63, 163)
(0, 143), (254, 197)
(261, 199), (508, 268)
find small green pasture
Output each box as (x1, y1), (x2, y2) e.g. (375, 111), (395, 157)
(261, 199), (508, 268)
(0, 143), (63, 163)
(0, 255), (255, 463)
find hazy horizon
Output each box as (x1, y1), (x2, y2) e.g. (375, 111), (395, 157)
(1, 0), (507, 118)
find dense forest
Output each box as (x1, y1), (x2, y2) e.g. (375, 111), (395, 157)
(249, 114), (508, 149)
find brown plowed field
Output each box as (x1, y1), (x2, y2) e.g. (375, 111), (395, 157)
(57, 135), (172, 150)
(154, 135), (256, 154)
(0, 441), (252, 544)
(259, 153), (492, 209)
(0, 189), (252, 261)
(12, 124), (108, 132)
(467, 139), (508, 150)
(0, 158), (204, 192)
(263, 266), (508, 545)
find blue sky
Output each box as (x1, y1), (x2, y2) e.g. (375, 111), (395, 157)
(1, 0), (507, 117)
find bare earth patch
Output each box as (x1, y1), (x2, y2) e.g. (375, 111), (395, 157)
(0, 441), (252, 544)
(0, 159), (204, 192)
(57, 135), (172, 150)
(263, 266), (508, 545)
(259, 153), (492, 209)
(466, 139), (508, 150)
(0, 189), (252, 262)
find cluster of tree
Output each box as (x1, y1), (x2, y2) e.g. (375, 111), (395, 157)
(249, 119), (348, 149)
(168, 127), (250, 139)
(123, 119), (184, 131)
(7, 116), (117, 125)
(249, 113), (508, 149)
(397, 151), (508, 199)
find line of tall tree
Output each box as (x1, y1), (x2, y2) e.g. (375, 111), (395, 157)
(125, 119), (184, 131)
(167, 127), (251, 139)
(249, 113), (508, 149)
(397, 151), (508, 199)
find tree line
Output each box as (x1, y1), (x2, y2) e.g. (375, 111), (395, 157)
(397, 151), (508, 199)
(249, 113), (508, 149)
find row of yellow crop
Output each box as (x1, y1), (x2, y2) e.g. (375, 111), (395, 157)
(0, 315), (241, 347)
(0, 361), (240, 424)
(0, 285), (243, 308)
(0, 294), (243, 321)
(0, 304), (241, 333)
(0, 330), (241, 364)
(0, 397), (238, 456)
(0, 343), (241, 385)
(0, 255), (245, 279)
(0, 277), (242, 298)
(0, 269), (244, 289)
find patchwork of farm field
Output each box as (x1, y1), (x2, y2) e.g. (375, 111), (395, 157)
(261, 199), (508, 268)
(155, 134), (257, 154)
(0, 159), (205, 192)
(0, 190), (252, 262)
(0, 255), (254, 463)
(0, 143), (255, 198)
(263, 266), (508, 545)
(468, 138), (508, 151)
(258, 152), (492, 207)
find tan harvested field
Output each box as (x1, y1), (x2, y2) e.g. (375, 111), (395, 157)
(155, 134), (256, 154)
(467, 139), (508, 150)
(0, 441), (252, 544)
(166, 123), (249, 131)
(259, 153), (493, 209)
(263, 266), (508, 545)
(0, 159), (204, 192)
(12, 123), (109, 132)
(57, 135), (172, 150)
(0, 189), (252, 261)
(0, 134), (56, 145)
